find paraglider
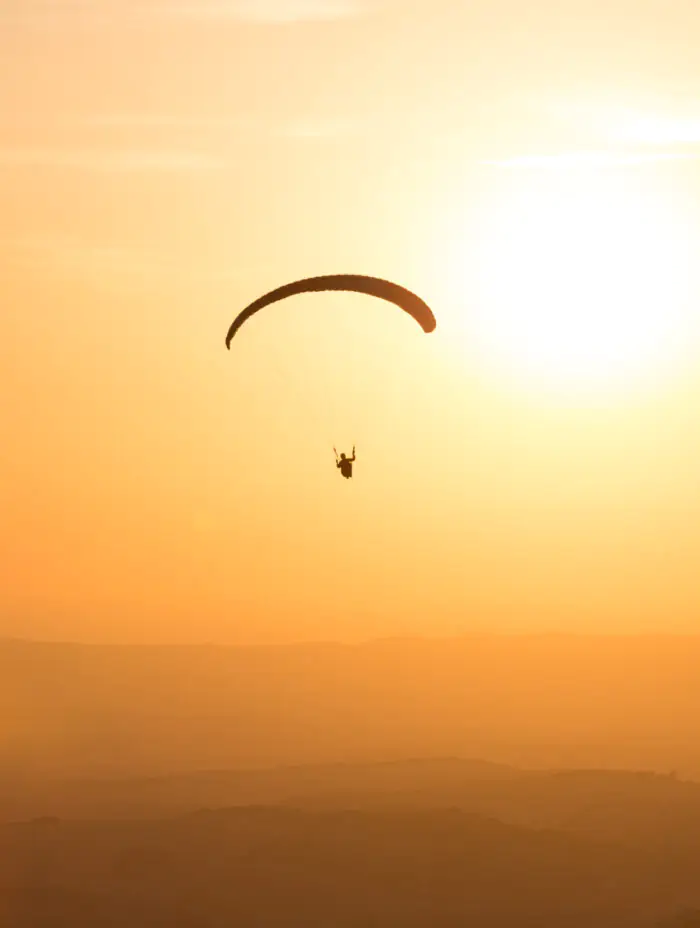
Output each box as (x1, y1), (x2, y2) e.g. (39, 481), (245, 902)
(225, 274), (436, 348)
(224, 275), (435, 479)
(334, 446), (356, 480)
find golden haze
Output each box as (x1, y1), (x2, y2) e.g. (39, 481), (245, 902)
(3, 1), (700, 643)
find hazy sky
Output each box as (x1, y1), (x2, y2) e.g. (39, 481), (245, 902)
(4, 0), (700, 643)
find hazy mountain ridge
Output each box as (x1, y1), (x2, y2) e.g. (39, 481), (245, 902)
(0, 756), (520, 820)
(3, 636), (700, 777)
(4, 639), (700, 926)
(5, 759), (700, 857)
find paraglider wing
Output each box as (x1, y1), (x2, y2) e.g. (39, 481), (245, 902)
(225, 274), (436, 349)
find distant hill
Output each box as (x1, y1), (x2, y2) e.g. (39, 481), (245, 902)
(6, 758), (700, 866)
(3, 635), (700, 778)
(277, 766), (700, 856)
(0, 756), (521, 821)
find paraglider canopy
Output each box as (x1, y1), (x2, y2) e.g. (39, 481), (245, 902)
(225, 274), (436, 349)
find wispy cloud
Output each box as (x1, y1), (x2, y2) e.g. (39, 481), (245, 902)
(278, 118), (358, 139)
(541, 96), (700, 148)
(0, 0), (104, 12)
(1, 0), (368, 25)
(0, 147), (224, 171)
(87, 113), (355, 138)
(0, 0), (122, 27)
(92, 113), (361, 138)
(0, 111), (361, 142)
(163, 0), (365, 23)
(612, 115), (700, 146)
(485, 151), (696, 169)
(87, 113), (255, 130)
(6, 236), (258, 283)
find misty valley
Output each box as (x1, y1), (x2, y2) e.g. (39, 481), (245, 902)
(2, 637), (700, 927)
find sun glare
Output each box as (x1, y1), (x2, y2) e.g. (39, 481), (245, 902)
(448, 167), (697, 395)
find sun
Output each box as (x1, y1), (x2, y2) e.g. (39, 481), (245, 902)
(446, 165), (697, 395)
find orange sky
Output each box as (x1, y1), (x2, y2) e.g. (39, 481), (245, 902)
(4, 0), (700, 643)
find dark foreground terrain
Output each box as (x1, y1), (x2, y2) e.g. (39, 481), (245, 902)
(1, 804), (698, 928)
(3, 762), (700, 927)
